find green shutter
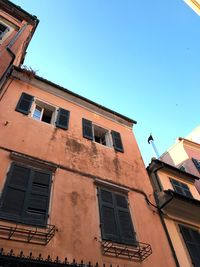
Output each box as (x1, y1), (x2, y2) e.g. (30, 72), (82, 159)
(111, 131), (124, 152)
(82, 118), (93, 140)
(0, 164), (31, 221)
(56, 108), (70, 130)
(15, 92), (34, 115)
(115, 194), (136, 245)
(98, 188), (119, 242)
(24, 170), (52, 226)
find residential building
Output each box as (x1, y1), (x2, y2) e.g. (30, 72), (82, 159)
(184, 0), (200, 16)
(0, 0), (38, 86)
(160, 126), (200, 193)
(147, 158), (200, 267)
(0, 1), (178, 267)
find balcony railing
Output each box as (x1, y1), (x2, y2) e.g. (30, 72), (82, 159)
(101, 240), (152, 261)
(0, 219), (55, 245)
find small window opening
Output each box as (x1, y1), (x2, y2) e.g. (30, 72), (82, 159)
(0, 23), (9, 39)
(32, 101), (55, 125)
(93, 125), (111, 147)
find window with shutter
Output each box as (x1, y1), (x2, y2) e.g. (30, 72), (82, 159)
(170, 178), (193, 198)
(98, 188), (136, 245)
(179, 225), (200, 267)
(0, 22), (9, 40)
(0, 163), (52, 226)
(192, 158), (200, 173)
(82, 119), (123, 151)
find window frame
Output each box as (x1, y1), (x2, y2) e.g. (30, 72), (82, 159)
(31, 100), (57, 125)
(179, 224), (200, 266)
(0, 162), (52, 227)
(170, 178), (193, 198)
(97, 187), (137, 246)
(0, 22), (10, 40)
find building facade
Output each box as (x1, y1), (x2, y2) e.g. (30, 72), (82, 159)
(160, 126), (200, 193)
(0, 0), (38, 86)
(147, 159), (200, 267)
(0, 1), (178, 267)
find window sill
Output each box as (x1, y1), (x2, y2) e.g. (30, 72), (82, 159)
(101, 240), (152, 261)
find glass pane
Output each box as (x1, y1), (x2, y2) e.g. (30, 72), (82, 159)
(33, 105), (42, 120)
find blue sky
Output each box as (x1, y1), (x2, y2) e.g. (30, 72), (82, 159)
(12, 0), (200, 165)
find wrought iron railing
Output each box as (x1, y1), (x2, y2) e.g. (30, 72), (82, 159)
(0, 220), (55, 245)
(101, 240), (152, 261)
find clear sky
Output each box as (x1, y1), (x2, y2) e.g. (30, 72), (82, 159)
(11, 0), (200, 165)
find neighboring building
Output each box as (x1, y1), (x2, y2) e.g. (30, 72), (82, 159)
(0, 0), (38, 86)
(160, 126), (200, 193)
(147, 159), (200, 267)
(184, 0), (200, 16)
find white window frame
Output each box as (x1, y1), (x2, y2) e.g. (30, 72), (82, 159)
(92, 123), (113, 148)
(30, 99), (58, 125)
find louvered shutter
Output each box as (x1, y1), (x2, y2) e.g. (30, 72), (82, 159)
(192, 158), (200, 173)
(179, 225), (200, 267)
(98, 189), (119, 242)
(0, 164), (31, 221)
(115, 193), (136, 245)
(111, 131), (124, 152)
(15, 92), (34, 115)
(170, 179), (193, 198)
(55, 108), (70, 130)
(82, 119), (93, 140)
(24, 170), (52, 225)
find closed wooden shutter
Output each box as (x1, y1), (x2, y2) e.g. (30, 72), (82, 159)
(82, 119), (93, 140)
(0, 164), (52, 226)
(98, 188), (136, 245)
(0, 164), (31, 221)
(24, 170), (52, 225)
(55, 108), (70, 130)
(15, 93), (34, 115)
(179, 225), (200, 267)
(98, 189), (119, 242)
(115, 194), (136, 245)
(111, 131), (124, 152)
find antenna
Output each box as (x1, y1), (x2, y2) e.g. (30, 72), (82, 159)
(148, 134), (160, 158)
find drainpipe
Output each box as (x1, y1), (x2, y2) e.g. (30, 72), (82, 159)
(152, 167), (180, 267)
(0, 23), (29, 89)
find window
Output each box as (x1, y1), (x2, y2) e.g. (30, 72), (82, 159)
(82, 118), (124, 152)
(192, 158), (200, 173)
(97, 188), (136, 245)
(179, 225), (200, 267)
(170, 178), (193, 198)
(179, 165), (186, 172)
(0, 163), (52, 226)
(15, 92), (70, 130)
(0, 22), (9, 40)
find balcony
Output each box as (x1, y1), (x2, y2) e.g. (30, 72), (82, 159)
(0, 219), (55, 245)
(157, 190), (200, 224)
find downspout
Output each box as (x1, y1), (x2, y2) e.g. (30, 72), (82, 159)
(152, 168), (180, 267)
(0, 22), (29, 90)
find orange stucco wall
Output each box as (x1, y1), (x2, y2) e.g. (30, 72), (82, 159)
(0, 75), (177, 267)
(0, 9), (34, 80)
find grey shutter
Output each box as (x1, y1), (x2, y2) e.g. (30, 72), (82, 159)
(179, 225), (200, 267)
(98, 188), (119, 242)
(192, 158), (200, 173)
(0, 164), (31, 221)
(111, 131), (124, 152)
(82, 119), (93, 140)
(170, 179), (193, 198)
(15, 92), (34, 115)
(56, 108), (70, 130)
(24, 170), (52, 226)
(115, 194), (136, 245)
